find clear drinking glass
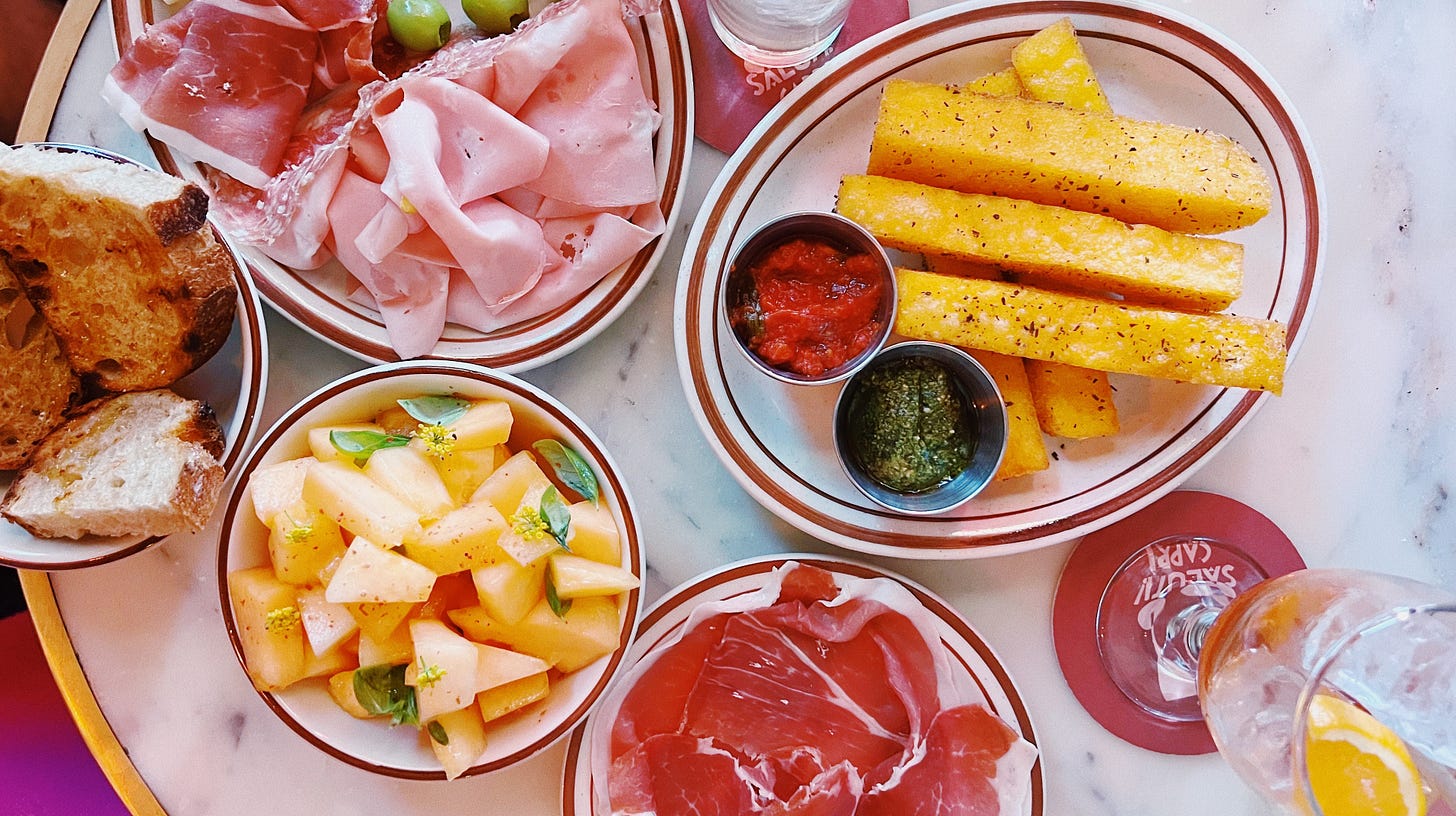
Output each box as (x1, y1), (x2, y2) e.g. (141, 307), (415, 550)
(704, 0), (854, 69)
(1096, 536), (1456, 815)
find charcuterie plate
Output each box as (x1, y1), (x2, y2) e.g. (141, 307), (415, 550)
(675, 0), (1322, 558)
(110, 0), (692, 371)
(561, 555), (1043, 815)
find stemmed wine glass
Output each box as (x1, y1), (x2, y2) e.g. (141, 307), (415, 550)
(1096, 535), (1456, 815)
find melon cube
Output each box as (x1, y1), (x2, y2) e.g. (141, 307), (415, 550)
(549, 553), (640, 599)
(408, 620), (481, 722)
(308, 422), (388, 463)
(358, 624), (414, 667)
(429, 706), (488, 781)
(478, 673), (549, 723)
(475, 643), (550, 692)
(249, 458), (315, 525)
(447, 400), (512, 451)
(470, 451), (551, 516)
(471, 557), (546, 625)
(449, 596), (621, 672)
(564, 501), (621, 565)
(228, 567), (307, 691)
(328, 670), (376, 719)
(302, 639), (355, 680)
(297, 587), (359, 656)
(404, 502), (508, 575)
(417, 572), (480, 622)
(304, 459), (423, 547)
(435, 447), (502, 506)
(364, 445), (455, 522)
(345, 601), (417, 642)
(268, 509), (346, 586)
(494, 484), (561, 567)
(373, 405), (417, 436)
(325, 538), (437, 604)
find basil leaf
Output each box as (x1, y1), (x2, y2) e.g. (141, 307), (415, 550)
(427, 721), (449, 746)
(398, 395), (471, 427)
(532, 440), (600, 505)
(353, 663), (419, 726)
(330, 429), (410, 463)
(540, 486), (572, 550)
(545, 572), (572, 619)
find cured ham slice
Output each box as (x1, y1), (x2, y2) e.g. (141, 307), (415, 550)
(592, 564), (1038, 816)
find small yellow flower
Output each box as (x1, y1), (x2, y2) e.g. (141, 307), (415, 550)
(511, 506), (549, 541)
(265, 606), (300, 634)
(416, 661), (446, 689)
(416, 423), (456, 458)
(284, 520), (314, 546)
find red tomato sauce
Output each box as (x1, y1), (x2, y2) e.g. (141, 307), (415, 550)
(729, 237), (885, 377)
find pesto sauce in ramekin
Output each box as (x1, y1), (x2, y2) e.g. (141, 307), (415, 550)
(846, 358), (973, 493)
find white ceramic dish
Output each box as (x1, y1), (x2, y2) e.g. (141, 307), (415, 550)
(560, 554), (1044, 814)
(675, 0), (1323, 558)
(111, 0), (693, 371)
(216, 361), (645, 779)
(0, 144), (269, 570)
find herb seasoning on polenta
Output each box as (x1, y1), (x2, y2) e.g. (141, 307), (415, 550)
(846, 357), (972, 492)
(729, 237), (884, 377)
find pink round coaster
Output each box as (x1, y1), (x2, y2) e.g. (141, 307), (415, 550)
(679, 0), (910, 153)
(1052, 490), (1306, 755)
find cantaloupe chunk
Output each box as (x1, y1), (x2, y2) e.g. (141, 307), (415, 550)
(475, 643), (550, 692)
(325, 538), (437, 604)
(564, 501), (621, 565)
(345, 601), (418, 642)
(228, 567), (307, 692)
(435, 446), (502, 506)
(450, 596), (621, 672)
(268, 508), (346, 586)
(296, 587), (359, 656)
(446, 401), (513, 451)
(408, 620), (481, 722)
(472, 557), (546, 625)
(308, 423), (388, 463)
(405, 502), (508, 575)
(357, 624), (413, 666)
(364, 445), (454, 522)
(470, 451), (551, 517)
(249, 457), (315, 525)
(328, 670), (376, 719)
(429, 706), (488, 781)
(304, 459), (423, 547)
(302, 640), (355, 680)
(493, 483), (563, 567)
(478, 673), (549, 723)
(549, 553), (639, 599)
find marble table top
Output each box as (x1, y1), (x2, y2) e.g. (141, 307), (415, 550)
(23, 0), (1456, 813)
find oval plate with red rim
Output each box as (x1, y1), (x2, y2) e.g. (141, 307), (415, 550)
(111, 0), (693, 371)
(675, 0), (1323, 558)
(560, 554), (1044, 815)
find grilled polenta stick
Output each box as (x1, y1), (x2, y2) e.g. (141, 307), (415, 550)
(962, 67), (1024, 96)
(1011, 18), (1112, 113)
(1023, 361), (1119, 438)
(838, 174), (1243, 311)
(867, 79), (1271, 234)
(894, 269), (1286, 393)
(968, 350), (1050, 480)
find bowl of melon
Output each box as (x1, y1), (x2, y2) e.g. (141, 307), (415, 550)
(217, 360), (644, 779)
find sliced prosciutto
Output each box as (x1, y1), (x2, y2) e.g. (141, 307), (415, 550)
(593, 563), (1039, 816)
(106, 0), (665, 359)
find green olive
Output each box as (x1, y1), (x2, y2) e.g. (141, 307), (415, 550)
(387, 0), (451, 52)
(463, 0), (530, 36)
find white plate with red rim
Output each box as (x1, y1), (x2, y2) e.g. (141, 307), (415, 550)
(217, 360), (645, 779)
(111, 0), (693, 371)
(0, 143), (269, 571)
(560, 554), (1044, 815)
(674, 0), (1323, 558)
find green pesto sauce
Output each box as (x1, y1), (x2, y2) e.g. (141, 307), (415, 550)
(848, 358), (972, 493)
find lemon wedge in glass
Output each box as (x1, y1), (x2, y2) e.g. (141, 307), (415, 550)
(1304, 693), (1427, 816)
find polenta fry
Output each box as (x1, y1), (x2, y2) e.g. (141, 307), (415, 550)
(1011, 18), (1112, 113)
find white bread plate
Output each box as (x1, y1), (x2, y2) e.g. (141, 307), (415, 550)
(216, 360), (645, 779)
(0, 143), (269, 571)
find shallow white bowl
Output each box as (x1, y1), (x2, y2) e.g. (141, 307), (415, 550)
(0, 143), (269, 570)
(216, 360), (644, 779)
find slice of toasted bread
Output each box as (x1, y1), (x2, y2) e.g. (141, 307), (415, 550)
(0, 389), (226, 539)
(0, 255), (80, 469)
(0, 144), (237, 393)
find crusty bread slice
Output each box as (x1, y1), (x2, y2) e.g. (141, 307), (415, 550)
(0, 389), (226, 539)
(0, 255), (80, 469)
(0, 144), (237, 393)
